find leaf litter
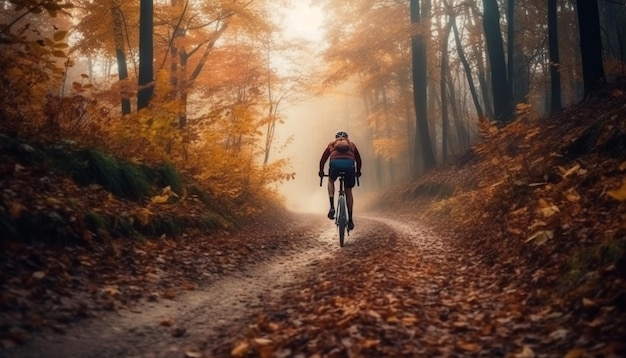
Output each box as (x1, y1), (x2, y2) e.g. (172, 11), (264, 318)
(1, 87), (625, 357)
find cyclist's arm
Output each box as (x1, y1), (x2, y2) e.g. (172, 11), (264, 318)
(319, 147), (331, 172)
(354, 146), (362, 173)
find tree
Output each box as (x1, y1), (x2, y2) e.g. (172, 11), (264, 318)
(410, 0), (436, 175)
(450, 5), (483, 119)
(440, 14), (453, 162)
(137, 0), (154, 110)
(548, 0), (561, 112)
(482, 0), (513, 123)
(109, 0), (131, 114)
(576, 0), (605, 98)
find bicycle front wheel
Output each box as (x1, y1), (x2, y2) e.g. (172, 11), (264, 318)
(337, 195), (347, 247)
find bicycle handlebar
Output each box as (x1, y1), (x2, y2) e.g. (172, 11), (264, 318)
(319, 173), (360, 187)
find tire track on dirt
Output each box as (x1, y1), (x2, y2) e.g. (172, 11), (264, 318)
(4, 215), (342, 358)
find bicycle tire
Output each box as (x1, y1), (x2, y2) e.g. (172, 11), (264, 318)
(337, 195), (346, 247)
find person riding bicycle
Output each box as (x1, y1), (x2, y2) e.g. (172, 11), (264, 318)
(318, 130), (362, 230)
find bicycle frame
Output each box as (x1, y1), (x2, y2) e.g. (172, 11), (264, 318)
(320, 171), (358, 247)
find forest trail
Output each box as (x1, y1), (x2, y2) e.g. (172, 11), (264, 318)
(3, 215), (336, 358)
(2, 213), (623, 357)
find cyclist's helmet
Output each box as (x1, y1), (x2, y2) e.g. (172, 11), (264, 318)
(335, 131), (349, 138)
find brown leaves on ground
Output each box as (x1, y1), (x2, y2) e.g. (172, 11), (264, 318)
(0, 206), (309, 349)
(212, 220), (624, 357)
(375, 87), (626, 356)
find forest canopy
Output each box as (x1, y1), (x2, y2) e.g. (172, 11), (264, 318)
(0, 0), (624, 203)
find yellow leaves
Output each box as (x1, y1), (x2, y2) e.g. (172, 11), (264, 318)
(151, 186), (179, 204)
(563, 188), (581, 203)
(535, 198), (559, 218)
(564, 348), (591, 358)
(558, 163), (584, 178)
(133, 208), (153, 226)
(102, 286), (120, 297)
(525, 230), (554, 246)
(231, 341), (250, 357)
(514, 345), (535, 358)
(606, 179), (626, 201)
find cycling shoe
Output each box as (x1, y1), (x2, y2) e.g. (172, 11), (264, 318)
(348, 220), (354, 230)
(327, 208), (335, 219)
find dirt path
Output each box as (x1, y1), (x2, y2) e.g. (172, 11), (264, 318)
(3, 214), (623, 357)
(3, 215), (339, 358)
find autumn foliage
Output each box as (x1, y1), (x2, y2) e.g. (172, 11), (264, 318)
(0, 0), (296, 223)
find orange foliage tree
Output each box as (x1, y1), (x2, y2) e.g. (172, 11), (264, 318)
(1, 0), (300, 212)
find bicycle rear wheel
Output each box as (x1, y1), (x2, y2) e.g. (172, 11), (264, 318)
(337, 195), (347, 247)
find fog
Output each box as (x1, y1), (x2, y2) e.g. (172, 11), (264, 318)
(273, 91), (371, 214)
(269, 2), (379, 214)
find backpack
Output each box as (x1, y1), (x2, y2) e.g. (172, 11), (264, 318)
(333, 137), (352, 153)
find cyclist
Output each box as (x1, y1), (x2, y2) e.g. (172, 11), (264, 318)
(318, 130), (362, 230)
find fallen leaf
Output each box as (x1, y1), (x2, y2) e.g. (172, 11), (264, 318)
(548, 328), (568, 341)
(564, 189), (581, 203)
(559, 163), (581, 178)
(362, 339), (380, 348)
(253, 338), (272, 346)
(564, 348), (589, 358)
(515, 345), (535, 358)
(536, 198), (559, 217)
(184, 349), (203, 358)
(525, 230), (554, 245)
(160, 318), (175, 327)
(456, 341), (480, 352)
(582, 297), (596, 308)
(231, 341), (250, 357)
(606, 180), (626, 201)
(102, 286), (120, 297)
(150, 194), (169, 204)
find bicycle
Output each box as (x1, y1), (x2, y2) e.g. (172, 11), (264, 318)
(320, 171), (359, 247)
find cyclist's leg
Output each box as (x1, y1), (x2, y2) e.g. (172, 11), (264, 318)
(326, 179), (336, 219)
(344, 169), (356, 229)
(346, 187), (353, 212)
(327, 163), (339, 219)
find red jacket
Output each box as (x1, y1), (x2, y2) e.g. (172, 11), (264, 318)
(319, 139), (362, 173)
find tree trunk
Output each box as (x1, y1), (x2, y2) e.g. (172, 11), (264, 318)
(548, 0), (562, 113)
(506, 0), (514, 104)
(576, 0), (606, 98)
(447, 72), (469, 149)
(482, 0), (513, 123)
(137, 0), (154, 110)
(440, 16), (452, 162)
(410, 0), (436, 176)
(468, 5), (494, 119)
(398, 70), (416, 177)
(110, 0), (131, 115)
(451, 12), (483, 119)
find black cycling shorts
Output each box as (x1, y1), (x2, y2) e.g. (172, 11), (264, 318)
(329, 159), (356, 188)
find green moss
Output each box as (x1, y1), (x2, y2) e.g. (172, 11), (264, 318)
(118, 162), (151, 199)
(85, 211), (106, 232)
(200, 212), (231, 230)
(158, 163), (183, 195)
(71, 149), (152, 200)
(72, 149), (123, 193)
(561, 238), (625, 290)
